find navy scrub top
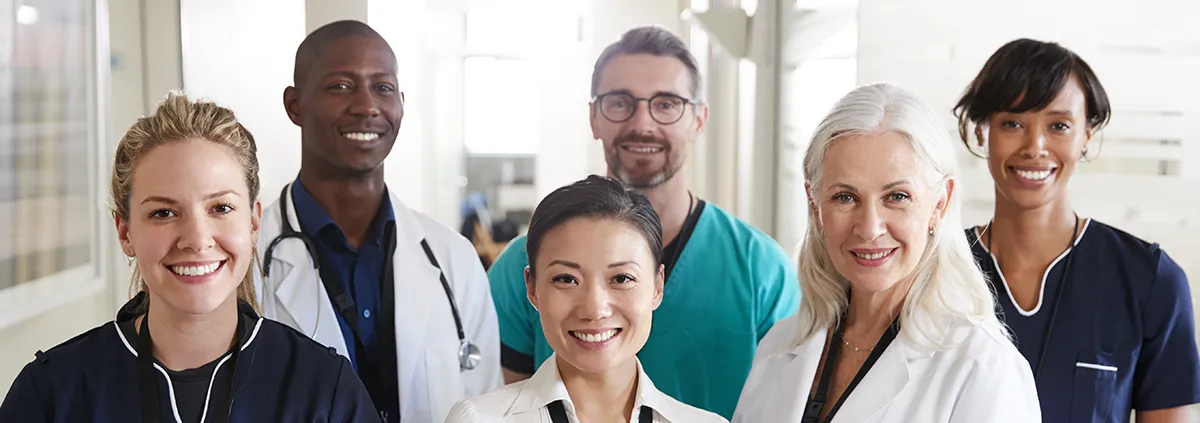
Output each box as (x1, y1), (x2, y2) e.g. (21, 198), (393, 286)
(0, 293), (381, 422)
(968, 219), (1200, 422)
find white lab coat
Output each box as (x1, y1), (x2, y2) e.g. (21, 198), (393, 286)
(444, 353), (728, 423)
(732, 313), (1041, 423)
(255, 184), (503, 423)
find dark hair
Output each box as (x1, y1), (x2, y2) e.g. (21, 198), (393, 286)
(525, 175), (663, 275)
(953, 38), (1111, 155)
(293, 20), (392, 85)
(591, 26), (702, 99)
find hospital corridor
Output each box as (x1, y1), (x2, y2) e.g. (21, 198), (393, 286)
(1, 0), (1199, 422)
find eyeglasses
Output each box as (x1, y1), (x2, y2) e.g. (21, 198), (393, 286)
(592, 92), (700, 125)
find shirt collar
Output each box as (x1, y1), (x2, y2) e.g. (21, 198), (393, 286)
(509, 353), (683, 422)
(291, 176), (395, 247)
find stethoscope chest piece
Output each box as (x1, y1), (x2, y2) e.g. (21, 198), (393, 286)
(459, 339), (482, 371)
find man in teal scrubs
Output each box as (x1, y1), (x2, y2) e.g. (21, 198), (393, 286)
(487, 26), (800, 420)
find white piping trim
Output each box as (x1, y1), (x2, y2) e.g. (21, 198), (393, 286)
(114, 322), (136, 356)
(1076, 362), (1118, 372)
(198, 353), (234, 423)
(976, 219), (1091, 316)
(152, 364), (185, 423)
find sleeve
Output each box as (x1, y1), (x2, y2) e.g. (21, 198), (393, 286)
(452, 236), (505, 396)
(0, 362), (50, 422)
(328, 356), (383, 423)
(749, 236), (802, 341)
(442, 398), (484, 423)
(1132, 247), (1200, 410)
(486, 236), (538, 374)
(948, 351), (1041, 423)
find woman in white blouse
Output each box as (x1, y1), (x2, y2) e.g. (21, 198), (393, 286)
(732, 82), (1041, 423)
(445, 175), (726, 423)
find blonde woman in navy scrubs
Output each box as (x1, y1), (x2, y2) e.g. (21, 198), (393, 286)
(955, 38), (1200, 422)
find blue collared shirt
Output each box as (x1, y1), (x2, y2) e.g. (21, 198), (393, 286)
(291, 177), (398, 421)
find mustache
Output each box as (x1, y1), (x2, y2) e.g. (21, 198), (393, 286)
(614, 133), (669, 148)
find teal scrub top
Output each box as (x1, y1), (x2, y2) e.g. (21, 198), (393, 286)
(487, 203), (801, 420)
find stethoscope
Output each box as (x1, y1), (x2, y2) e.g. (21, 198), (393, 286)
(262, 185), (481, 372)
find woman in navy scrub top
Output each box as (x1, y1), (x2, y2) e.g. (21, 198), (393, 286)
(0, 92), (379, 422)
(954, 38), (1200, 422)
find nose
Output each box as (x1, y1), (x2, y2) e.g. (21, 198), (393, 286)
(852, 203), (887, 242)
(176, 215), (216, 252)
(625, 99), (658, 133)
(347, 87), (381, 118)
(574, 280), (614, 322)
(1018, 126), (1048, 158)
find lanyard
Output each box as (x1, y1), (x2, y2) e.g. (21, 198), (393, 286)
(136, 313), (241, 423)
(802, 315), (900, 423)
(312, 222), (398, 358)
(548, 400), (654, 423)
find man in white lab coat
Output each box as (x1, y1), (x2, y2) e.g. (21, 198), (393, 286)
(254, 20), (502, 423)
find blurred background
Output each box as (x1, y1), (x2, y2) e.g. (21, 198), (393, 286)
(1, 0), (1197, 414)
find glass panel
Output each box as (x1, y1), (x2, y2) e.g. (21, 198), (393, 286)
(463, 56), (541, 155)
(0, 0), (95, 290)
(465, 5), (583, 56)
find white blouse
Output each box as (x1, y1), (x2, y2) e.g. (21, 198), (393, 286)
(444, 354), (728, 423)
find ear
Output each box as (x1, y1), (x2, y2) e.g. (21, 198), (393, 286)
(692, 103), (709, 136)
(250, 200), (263, 238)
(283, 86), (302, 126)
(1083, 126), (1095, 155)
(804, 182), (821, 231)
(974, 125), (985, 148)
(588, 102), (601, 140)
(652, 263), (665, 310)
(524, 266), (539, 312)
(114, 213), (135, 258)
(931, 177), (955, 229)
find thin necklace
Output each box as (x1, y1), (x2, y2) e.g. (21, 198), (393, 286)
(841, 335), (874, 353)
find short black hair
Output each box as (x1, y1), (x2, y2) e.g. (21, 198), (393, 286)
(292, 20), (391, 85)
(591, 26), (702, 99)
(525, 175), (663, 275)
(953, 38), (1111, 153)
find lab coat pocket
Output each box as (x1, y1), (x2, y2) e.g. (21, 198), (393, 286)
(1071, 350), (1119, 423)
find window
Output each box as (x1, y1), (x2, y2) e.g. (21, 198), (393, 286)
(462, 56), (543, 156)
(0, 0), (103, 325)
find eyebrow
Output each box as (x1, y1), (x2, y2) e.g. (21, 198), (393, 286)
(321, 70), (397, 81)
(140, 190), (240, 205)
(829, 180), (912, 193)
(546, 259), (641, 269)
(597, 89), (684, 99)
(1046, 109), (1075, 118)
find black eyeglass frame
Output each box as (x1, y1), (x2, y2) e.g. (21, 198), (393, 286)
(590, 91), (703, 125)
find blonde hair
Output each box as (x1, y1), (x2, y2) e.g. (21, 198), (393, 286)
(112, 91), (261, 312)
(797, 82), (1006, 350)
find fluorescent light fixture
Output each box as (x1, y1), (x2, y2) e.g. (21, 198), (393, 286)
(17, 5), (39, 25)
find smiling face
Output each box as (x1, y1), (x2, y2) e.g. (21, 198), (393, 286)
(809, 131), (950, 294)
(590, 53), (707, 189)
(525, 217), (664, 375)
(116, 138), (261, 316)
(284, 34), (404, 176)
(983, 75), (1092, 210)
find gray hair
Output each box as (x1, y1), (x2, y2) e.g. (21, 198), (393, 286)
(591, 26), (703, 100)
(797, 82), (1007, 350)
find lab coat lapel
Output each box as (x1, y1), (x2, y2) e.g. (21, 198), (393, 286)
(270, 185), (350, 357)
(778, 330), (831, 422)
(389, 193), (443, 404)
(831, 336), (911, 423)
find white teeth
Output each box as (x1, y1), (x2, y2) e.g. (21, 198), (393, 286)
(572, 329), (619, 343)
(853, 251), (890, 260)
(343, 132), (380, 141)
(625, 146), (662, 153)
(170, 262), (221, 276)
(1014, 169), (1052, 181)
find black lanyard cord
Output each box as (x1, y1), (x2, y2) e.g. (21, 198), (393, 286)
(548, 400), (654, 423)
(137, 312), (242, 423)
(802, 315), (901, 423)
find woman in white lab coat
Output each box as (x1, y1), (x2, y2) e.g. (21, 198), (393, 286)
(732, 82), (1041, 423)
(445, 175), (727, 423)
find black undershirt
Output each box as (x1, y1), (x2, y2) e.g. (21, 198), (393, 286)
(120, 320), (236, 423)
(500, 199), (707, 374)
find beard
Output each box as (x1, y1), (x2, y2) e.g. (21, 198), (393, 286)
(605, 132), (683, 189)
